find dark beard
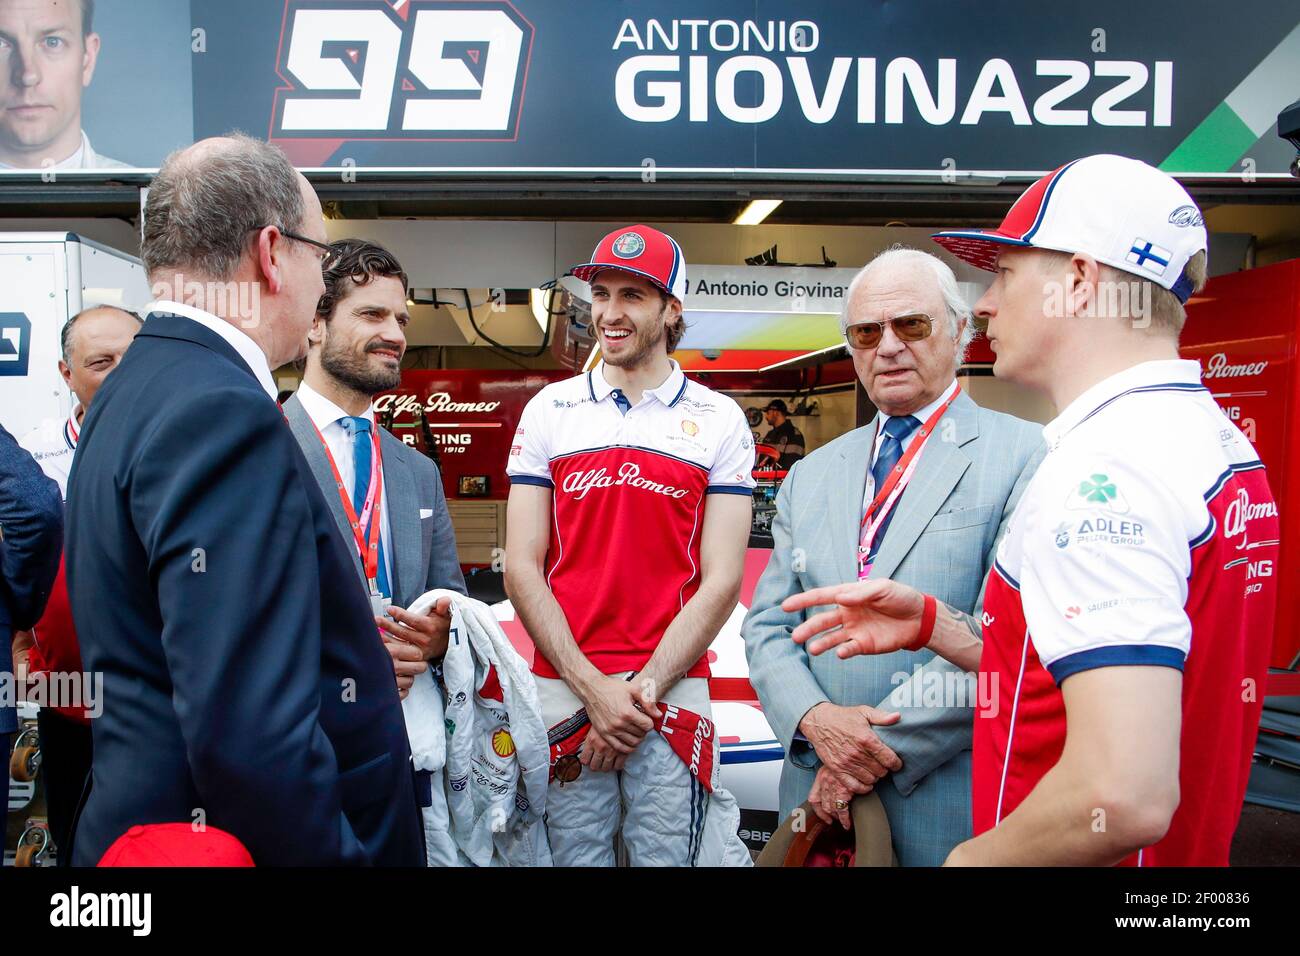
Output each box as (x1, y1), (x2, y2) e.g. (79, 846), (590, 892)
(602, 302), (669, 369)
(319, 336), (402, 396)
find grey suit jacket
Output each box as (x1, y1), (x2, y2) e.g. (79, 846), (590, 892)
(283, 395), (466, 607)
(742, 389), (1044, 865)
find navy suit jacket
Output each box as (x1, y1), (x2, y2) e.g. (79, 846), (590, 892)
(0, 424), (63, 734)
(65, 314), (424, 866)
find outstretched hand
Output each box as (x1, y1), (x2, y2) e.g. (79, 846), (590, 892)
(783, 578), (927, 659)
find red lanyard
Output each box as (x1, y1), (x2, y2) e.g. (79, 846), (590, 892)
(858, 385), (960, 572)
(311, 419), (384, 588)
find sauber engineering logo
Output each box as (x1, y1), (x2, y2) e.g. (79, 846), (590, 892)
(271, 0), (534, 141)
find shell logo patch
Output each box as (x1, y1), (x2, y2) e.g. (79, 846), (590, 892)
(681, 419), (699, 437)
(612, 231), (645, 259)
(491, 728), (516, 759)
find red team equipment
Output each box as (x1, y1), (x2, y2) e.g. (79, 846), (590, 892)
(547, 702), (720, 792)
(936, 156), (1278, 865)
(98, 824), (255, 867)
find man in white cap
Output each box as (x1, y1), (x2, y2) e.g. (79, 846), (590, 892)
(785, 155), (1277, 865)
(505, 224), (754, 865)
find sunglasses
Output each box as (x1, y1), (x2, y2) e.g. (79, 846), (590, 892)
(250, 225), (338, 270)
(553, 754), (581, 785)
(844, 313), (934, 350)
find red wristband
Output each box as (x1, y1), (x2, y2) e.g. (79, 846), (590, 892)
(908, 594), (937, 652)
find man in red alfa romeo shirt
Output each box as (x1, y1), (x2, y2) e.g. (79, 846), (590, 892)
(505, 225), (754, 866)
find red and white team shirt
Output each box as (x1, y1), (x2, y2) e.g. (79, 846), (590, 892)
(975, 360), (1278, 866)
(507, 361), (756, 679)
(19, 405), (81, 498)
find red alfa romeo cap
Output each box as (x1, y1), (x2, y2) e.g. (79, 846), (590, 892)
(567, 224), (687, 302)
(97, 824), (255, 867)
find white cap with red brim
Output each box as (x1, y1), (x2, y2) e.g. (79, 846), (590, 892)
(932, 154), (1208, 304)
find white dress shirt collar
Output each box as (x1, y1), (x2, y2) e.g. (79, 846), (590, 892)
(294, 378), (376, 431)
(147, 300), (278, 401)
(874, 378), (960, 443)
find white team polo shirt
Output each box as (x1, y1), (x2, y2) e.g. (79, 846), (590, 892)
(507, 361), (755, 679)
(974, 358), (1278, 865)
(19, 404), (82, 498)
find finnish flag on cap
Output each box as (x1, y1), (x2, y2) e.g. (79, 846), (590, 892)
(1126, 239), (1174, 277)
(932, 154), (1208, 303)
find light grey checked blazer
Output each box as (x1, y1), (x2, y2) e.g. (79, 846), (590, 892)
(742, 389), (1044, 865)
(283, 395), (466, 608)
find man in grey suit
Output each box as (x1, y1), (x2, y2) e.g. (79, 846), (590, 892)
(743, 246), (1044, 866)
(283, 239), (466, 695)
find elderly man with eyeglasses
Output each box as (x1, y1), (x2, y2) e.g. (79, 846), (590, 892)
(742, 245), (1045, 865)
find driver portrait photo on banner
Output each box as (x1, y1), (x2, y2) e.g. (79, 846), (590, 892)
(0, 0), (191, 172)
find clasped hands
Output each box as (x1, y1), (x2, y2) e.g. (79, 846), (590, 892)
(784, 578), (931, 829)
(576, 673), (661, 774)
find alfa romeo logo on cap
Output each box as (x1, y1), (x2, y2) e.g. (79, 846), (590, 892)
(612, 231), (646, 259)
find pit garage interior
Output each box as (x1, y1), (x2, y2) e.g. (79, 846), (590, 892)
(4, 166), (1299, 862)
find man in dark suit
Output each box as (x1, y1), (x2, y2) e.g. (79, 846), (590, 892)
(0, 424), (63, 812)
(282, 238), (466, 698)
(64, 134), (423, 866)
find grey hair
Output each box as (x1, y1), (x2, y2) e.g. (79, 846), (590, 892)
(60, 306), (142, 362)
(142, 133), (305, 282)
(840, 244), (976, 366)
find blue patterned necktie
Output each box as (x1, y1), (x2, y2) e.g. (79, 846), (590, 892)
(342, 416), (391, 600)
(867, 415), (921, 561)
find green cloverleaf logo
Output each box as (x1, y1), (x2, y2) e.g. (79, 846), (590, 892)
(1079, 474), (1117, 503)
